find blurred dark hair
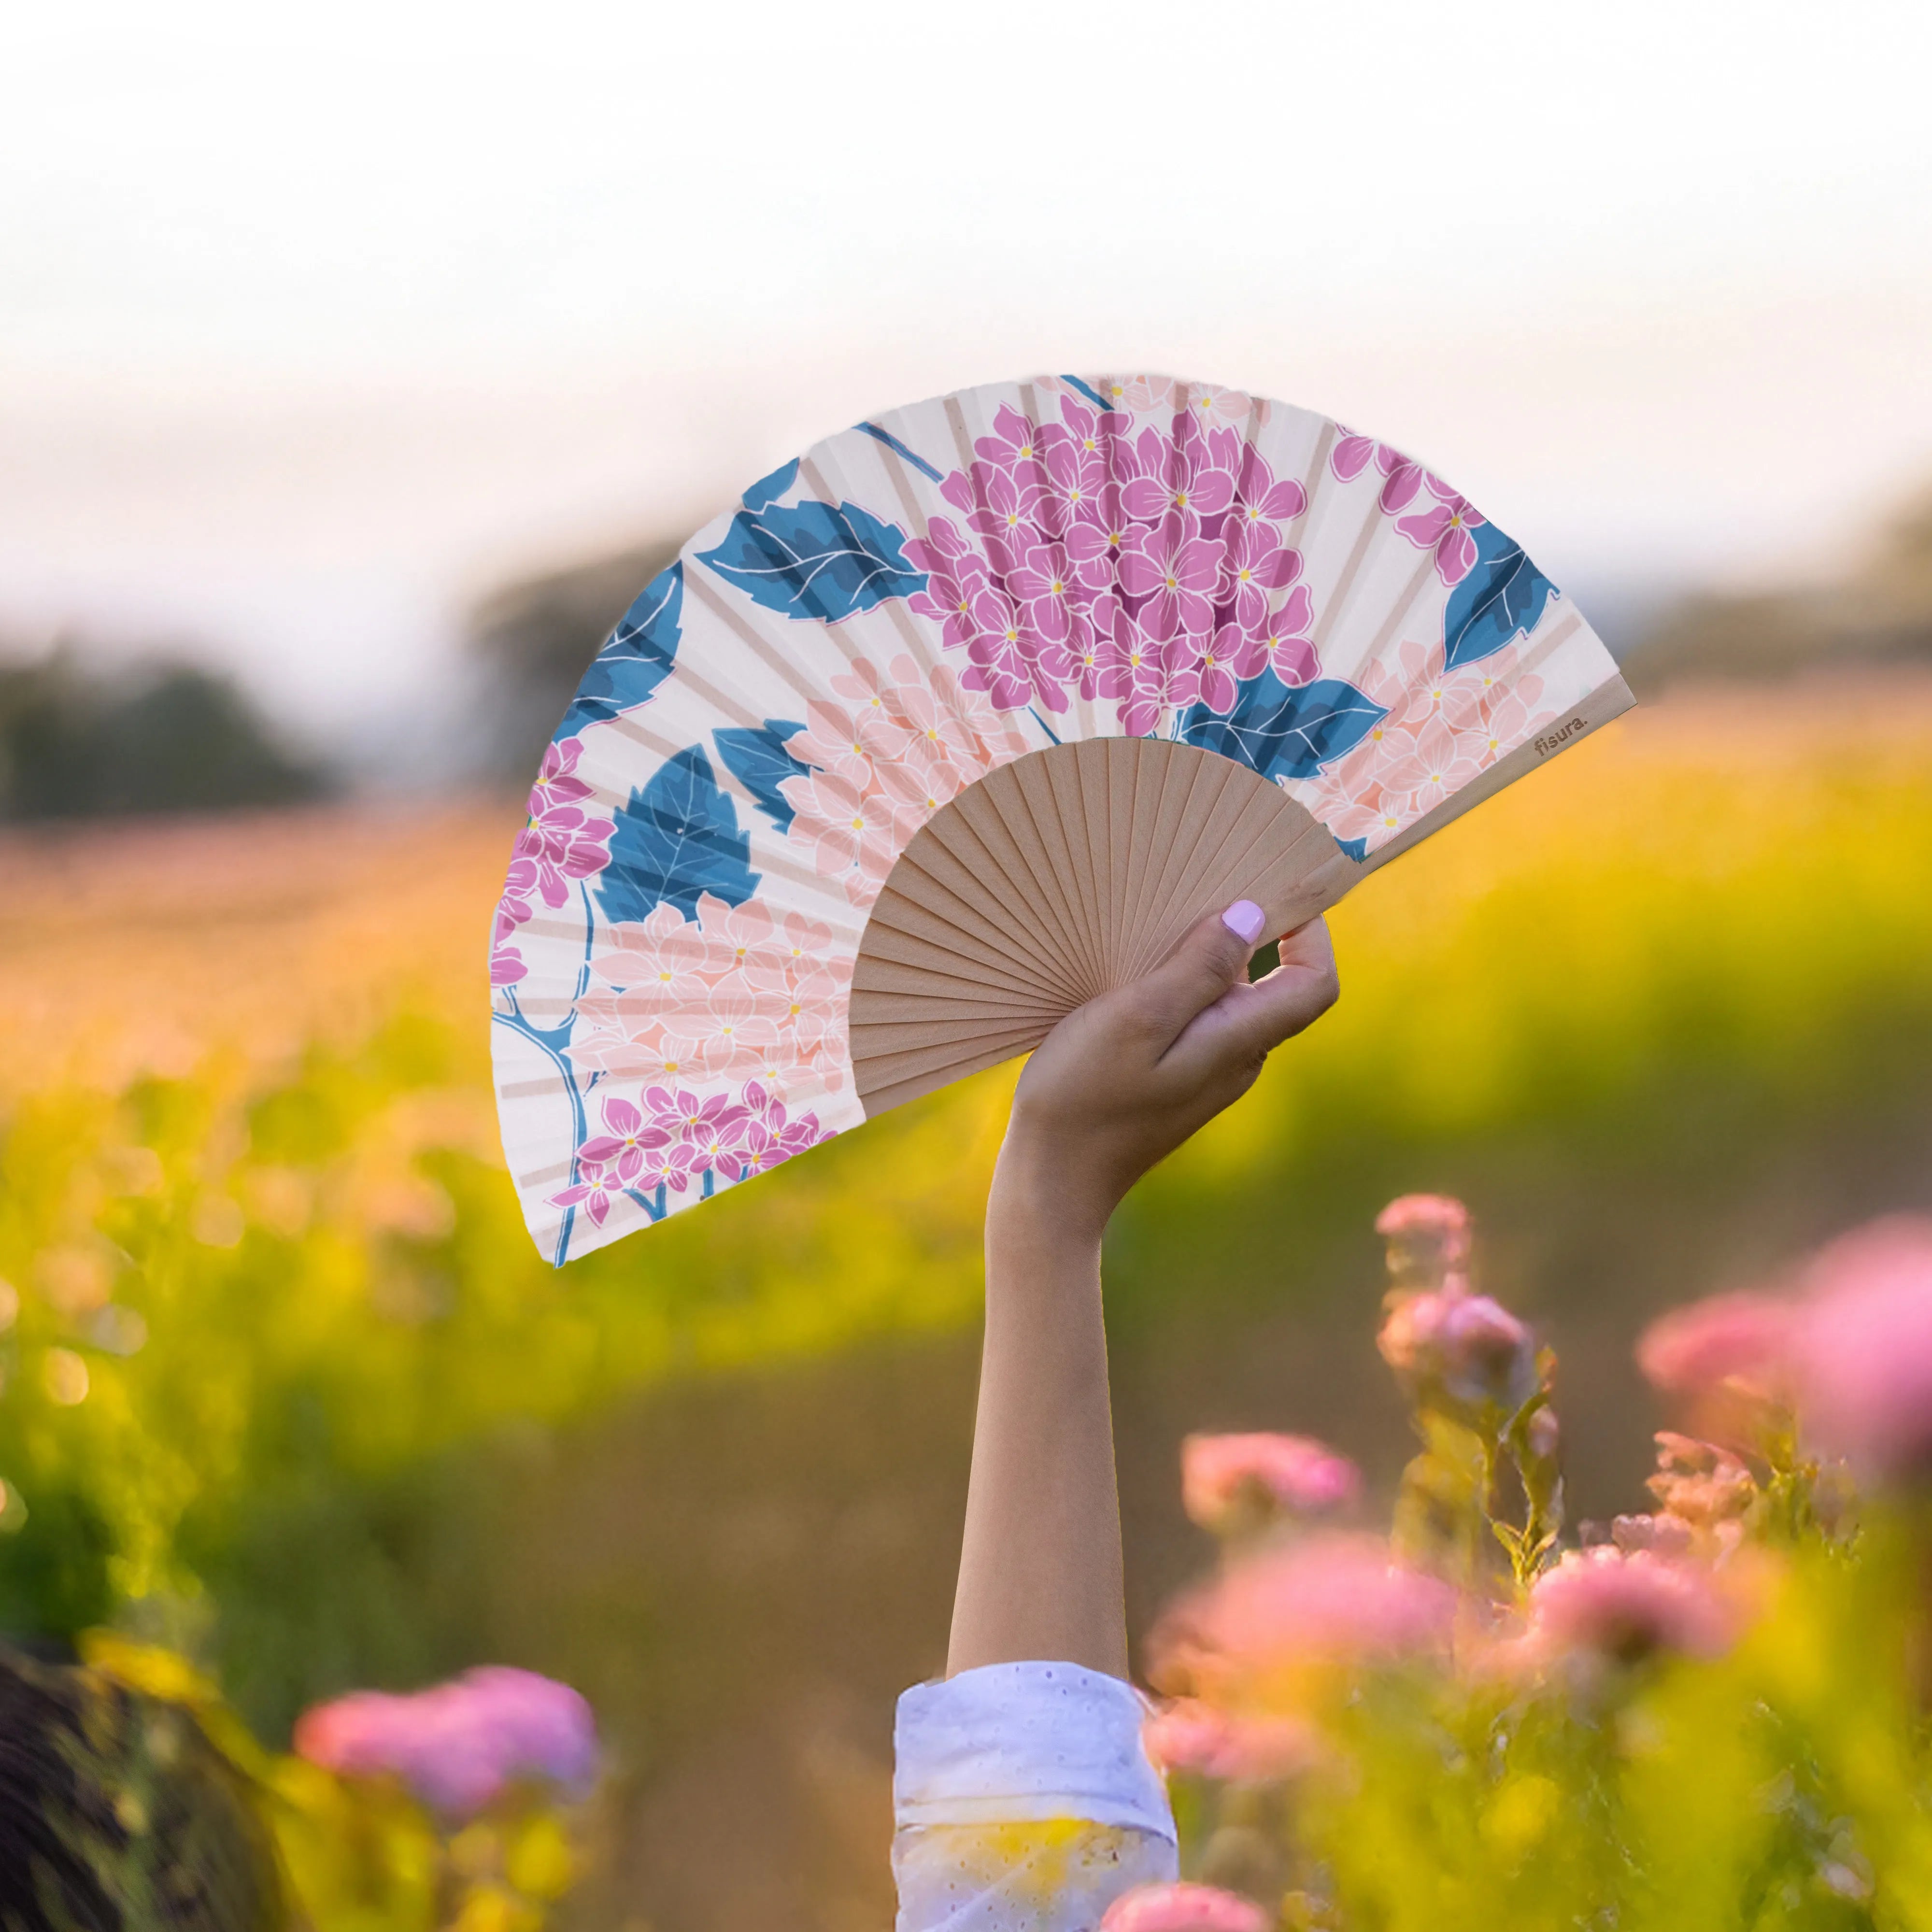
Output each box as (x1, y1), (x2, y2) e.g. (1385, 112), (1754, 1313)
(0, 1647), (286, 1932)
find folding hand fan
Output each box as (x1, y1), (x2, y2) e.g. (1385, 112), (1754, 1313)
(492, 374), (1633, 1264)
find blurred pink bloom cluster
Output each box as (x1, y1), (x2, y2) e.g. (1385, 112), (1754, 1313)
(548, 1080), (831, 1227)
(1638, 1214), (1932, 1482)
(1180, 1432), (1360, 1536)
(295, 1666), (598, 1818)
(492, 739), (616, 986)
(1142, 1698), (1315, 1782)
(1100, 1881), (1270, 1932)
(1296, 636), (1564, 856)
(903, 395), (1313, 729)
(774, 654), (1032, 909)
(1373, 1195), (1538, 1413)
(1151, 1533), (1457, 1704)
(1514, 1546), (1745, 1669)
(569, 889), (852, 1093)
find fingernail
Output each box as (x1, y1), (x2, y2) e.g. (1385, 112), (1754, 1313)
(1222, 899), (1266, 945)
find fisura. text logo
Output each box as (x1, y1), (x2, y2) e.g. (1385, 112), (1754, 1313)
(1534, 718), (1588, 756)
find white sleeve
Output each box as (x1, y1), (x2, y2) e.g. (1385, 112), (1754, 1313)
(892, 1661), (1179, 1932)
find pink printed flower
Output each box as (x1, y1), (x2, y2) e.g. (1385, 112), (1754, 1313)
(1181, 1433), (1361, 1534)
(633, 1127), (699, 1193)
(972, 401), (1050, 483)
(528, 736), (597, 816)
(1233, 445), (1308, 525)
(668, 1088), (752, 1171)
(779, 769), (897, 883)
(1519, 1547), (1745, 1667)
(1039, 397), (1122, 509)
(1182, 384), (1261, 429)
(1397, 480), (1487, 585)
(1101, 1884), (1268, 1932)
(1097, 374), (1179, 415)
(1218, 521), (1303, 634)
(1792, 1215), (1932, 1480)
(743, 910), (848, 993)
(1383, 718), (1488, 819)
(1172, 416), (1242, 518)
(575, 1093), (671, 1186)
(1321, 784), (1406, 854)
(1257, 588), (1317, 685)
(738, 1080), (834, 1172)
(296, 1667), (597, 1819)
(1119, 514), (1220, 643)
(1168, 623), (1265, 715)
(1141, 1700), (1315, 1783)
(1331, 428), (1430, 512)
(692, 983), (784, 1080)
(592, 902), (725, 1011)
(958, 462), (1048, 550)
(695, 890), (778, 980)
(1151, 1534), (1456, 1700)
(1095, 619), (1173, 736)
(549, 1168), (621, 1227)
(1065, 494), (1135, 591)
(491, 861), (538, 986)
(906, 522), (993, 653)
(787, 700), (905, 791)
(1005, 537), (1080, 645)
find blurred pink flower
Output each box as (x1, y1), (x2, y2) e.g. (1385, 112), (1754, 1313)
(1610, 1512), (1695, 1558)
(1375, 1193), (1473, 1285)
(1151, 1533), (1455, 1698)
(1635, 1292), (1796, 1430)
(1521, 1547), (1742, 1666)
(1100, 1882), (1269, 1932)
(1142, 1699), (1315, 1782)
(1648, 1431), (1757, 1536)
(1379, 1289), (1536, 1411)
(1181, 1433), (1361, 1534)
(1792, 1215), (1932, 1480)
(295, 1667), (597, 1818)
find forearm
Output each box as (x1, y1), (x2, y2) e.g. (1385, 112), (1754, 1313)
(946, 1144), (1127, 1678)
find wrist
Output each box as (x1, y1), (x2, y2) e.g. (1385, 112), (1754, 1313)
(989, 1130), (1114, 1254)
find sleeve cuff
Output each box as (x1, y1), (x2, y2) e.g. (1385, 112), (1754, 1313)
(893, 1660), (1176, 1841)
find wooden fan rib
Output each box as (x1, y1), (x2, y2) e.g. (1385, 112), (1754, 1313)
(859, 891), (1076, 999)
(952, 772), (1099, 1000)
(998, 754), (1106, 996)
(869, 847), (1087, 1010)
(899, 814), (1095, 1004)
(937, 761), (1075, 973)
(1042, 741), (1108, 992)
(1124, 752), (1236, 980)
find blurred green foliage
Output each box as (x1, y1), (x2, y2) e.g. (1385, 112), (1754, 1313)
(0, 696), (1928, 1774)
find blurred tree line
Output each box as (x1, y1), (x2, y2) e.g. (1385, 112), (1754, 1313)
(1624, 483), (1932, 689)
(0, 643), (329, 822)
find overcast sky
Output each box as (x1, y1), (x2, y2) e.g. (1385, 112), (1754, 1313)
(3, 0), (1929, 737)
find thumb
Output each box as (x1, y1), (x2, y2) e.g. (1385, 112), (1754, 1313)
(1134, 900), (1268, 1043)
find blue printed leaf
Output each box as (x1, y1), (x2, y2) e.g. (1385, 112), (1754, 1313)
(1179, 671), (1387, 781)
(1442, 520), (1559, 670)
(698, 499), (927, 623)
(1334, 833), (1369, 863)
(742, 458), (800, 513)
(555, 562), (684, 740)
(713, 720), (810, 833)
(595, 745), (760, 925)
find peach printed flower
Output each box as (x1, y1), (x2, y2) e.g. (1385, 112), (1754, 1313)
(1292, 638), (1563, 854)
(569, 893), (851, 1094)
(778, 654), (1032, 909)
